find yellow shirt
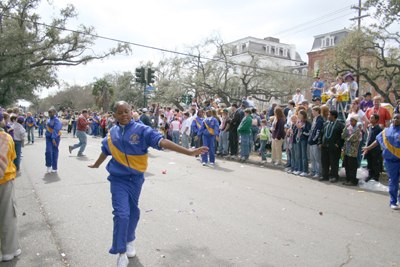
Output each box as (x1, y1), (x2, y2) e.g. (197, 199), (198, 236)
(0, 131), (17, 185)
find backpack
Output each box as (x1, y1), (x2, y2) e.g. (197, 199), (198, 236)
(252, 117), (258, 126)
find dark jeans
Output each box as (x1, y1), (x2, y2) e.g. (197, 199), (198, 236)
(229, 130), (238, 156)
(321, 147), (341, 179)
(251, 126), (259, 151)
(296, 139), (308, 173)
(343, 155), (358, 183)
(13, 140), (22, 170)
(366, 149), (381, 181)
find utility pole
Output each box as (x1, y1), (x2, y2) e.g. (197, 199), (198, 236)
(350, 0), (369, 97)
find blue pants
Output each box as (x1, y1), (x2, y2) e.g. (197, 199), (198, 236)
(27, 127), (35, 142)
(385, 159), (400, 206)
(260, 140), (268, 160)
(109, 176), (144, 254)
(240, 134), (250, 159)
(190, 131), (196, 147)
(218, 131), (229, 155)
(251, 126), (259, 151)
(291, 143), (298, 172)
(202, 135), (215, 163)
(71, 130), (87, 155)
(45, 136), (60, 170)
(172, 131), (180, 145)
(295, 139), (308, 173)
(13, 140), (22, 170)
(38, 125), (44, 137)
(92, 125), (98, 136)
(73, 121), (77, 137)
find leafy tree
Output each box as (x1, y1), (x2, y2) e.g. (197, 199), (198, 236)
(92, 78), (114, 112)
(0, 0), (130, 105)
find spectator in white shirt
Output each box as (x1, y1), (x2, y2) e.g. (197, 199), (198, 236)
(292, 88), (304, 106)
(180, 112), (191, 149)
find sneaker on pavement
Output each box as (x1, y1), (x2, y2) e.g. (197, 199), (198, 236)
(210, 163), (214, 165)
(293, 171), (301, 175)
(195, 156), (200, 160)
(51, 169), (57, 173)
(274, 161), (281, 166)
(47, 167), (52, 173)
(117, 253), (129, 267)
(313, 174), (320, 179)
(260, 160), (267, 164)
(2, 249), (21, 262)
(391, 205), (399, 210)
(307, 173), (314, 177)
(300, 172), (308, 176)
(126, 241), (136, 258)
(69, 146), (73, 154)
(287, 170), (292, 174)
(202, 162), (206, 166)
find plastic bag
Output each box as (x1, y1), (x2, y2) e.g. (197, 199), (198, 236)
(358, 179), (389, 192)
(356, 168), (368, 180)
(339, 168), (346, 177)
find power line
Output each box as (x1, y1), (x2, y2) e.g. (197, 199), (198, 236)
(2, 14), (315, 78)
(280, 12), (356, 38)
(273, 5), (352, 36)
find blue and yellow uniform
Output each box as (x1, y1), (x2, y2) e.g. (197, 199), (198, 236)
(101, 119), (164, 254)
(191, 116), (204, 150)
(36, 117), (45, 137)
(197, 117), (219, 164)
(91, 114), (100, 137)
(26, 116), (37, 143)
(45, 115), (62, 170)
(376, 125), (400, 206)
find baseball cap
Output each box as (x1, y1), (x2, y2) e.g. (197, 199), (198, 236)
(143, 108), (148, 112)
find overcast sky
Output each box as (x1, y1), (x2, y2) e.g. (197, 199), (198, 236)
(27, 0), (390, 102)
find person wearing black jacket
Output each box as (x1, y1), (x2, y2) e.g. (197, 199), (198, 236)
(318, 110), (345, 183)
(140, 109), (151, 127)
(228, 103), (241, 158)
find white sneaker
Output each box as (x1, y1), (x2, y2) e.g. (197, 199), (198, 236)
(293, 171), (301, 175)
(210, 163), (214, 165)
(117, 253), (129, 267)
(51, 169), (57, 173)
(391, 205), (399, 210)
(274, 161), (281, 166)
(47, 167), (52, 173)
(2, 249), (21, 261)
(300, 172), (308, 176)
(287, 170), (292, 174)
(202, 163), (206, 166)
(313, 174), (320, 179)
(195, 156), (200, 160)
(260, 160), (267, 164)
(126, 241), (136, 258)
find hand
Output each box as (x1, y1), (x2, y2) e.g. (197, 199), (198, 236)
(216, 136), (220, 142)
(362, 147), (369, 155)
(52, 139), (57, 147)
(194, 136), (199, 142)
(189, 146), (209, 157)
(87, 164), (99, 168)
(345, 124), (349, 129)
(335, 144), (339, 148)
(319, 145), (322, 148)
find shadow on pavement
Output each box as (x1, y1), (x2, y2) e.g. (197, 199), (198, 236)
(42, 173), (61, 184)
(144, 172), (155, 178)
(128, 256), (144, 267)
(75, 156), (92, 162)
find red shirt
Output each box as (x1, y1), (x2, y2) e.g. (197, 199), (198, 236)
(76, 115), (91, 131)
(365, 106), (392, 127)
(100, 118), (106, 128)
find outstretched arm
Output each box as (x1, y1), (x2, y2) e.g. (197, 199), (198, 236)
(160, 139), (208, 156)
(362, 141), (379, 155)
(88, 153), (108, 168)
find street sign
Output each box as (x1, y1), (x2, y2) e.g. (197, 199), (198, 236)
(146, 86), (155, 91)
(145, 91), (151, 95)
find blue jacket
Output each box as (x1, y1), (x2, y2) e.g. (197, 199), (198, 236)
(191, 116), (204, 134)
(45, 116), (62, 139)
(376, 126), (400, 161)
(308, 115), (325, 145)
(92, 116), (100, 126)
(197, 117), (220, 137)
(101, 119), (164, 178)
(26, 116), (37, 128)
(293, 121), (311, 141)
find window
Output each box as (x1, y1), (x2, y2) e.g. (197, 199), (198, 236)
(330, 37), (335, 46)
(275, 47), (279, 55)
(271, 47), (275, 54)
(326, 38), (330, 46)
(283, 49), (287, 57)
(302, 68), (308, 76)
(242, 44), (246, 51)
(293, 69), (299, 74)
(314, 60), (319, 71)
(321, 39), (326, 47)
(263, 46), (267, 53)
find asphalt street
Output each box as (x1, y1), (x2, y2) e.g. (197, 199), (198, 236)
(1, 131), (399, 267)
